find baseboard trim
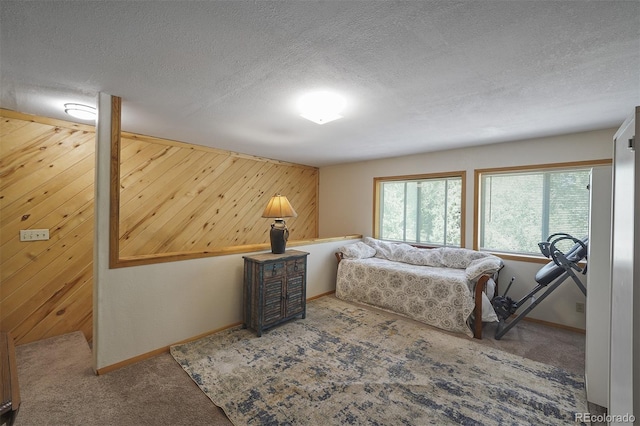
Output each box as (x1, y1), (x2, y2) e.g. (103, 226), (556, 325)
(308, 291), (335, 301)
(95, 293), (338, 375)
(521, 316), (586, 334)
(95, 321), (243, 375)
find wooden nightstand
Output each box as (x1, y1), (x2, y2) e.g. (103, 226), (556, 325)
(243, 250), (309, 336)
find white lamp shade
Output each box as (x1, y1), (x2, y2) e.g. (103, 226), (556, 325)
(262, 194), (298, 219)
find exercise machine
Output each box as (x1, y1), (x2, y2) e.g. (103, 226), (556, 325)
(492, 233), (588, 340)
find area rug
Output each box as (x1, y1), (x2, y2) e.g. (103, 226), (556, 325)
(170, 296), (587, 425)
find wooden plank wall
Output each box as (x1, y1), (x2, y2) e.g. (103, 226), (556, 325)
(118, 134), (318, 258)
(0, 109), (319, 345)
(0, 110), (95, 346)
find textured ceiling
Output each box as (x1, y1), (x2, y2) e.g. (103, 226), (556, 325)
(1, 1), (638, 167)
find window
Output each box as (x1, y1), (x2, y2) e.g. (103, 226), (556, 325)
(477, 165), (592, 256)
(374, 173), (464, 247)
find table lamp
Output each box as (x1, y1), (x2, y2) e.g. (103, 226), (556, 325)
(262, 194), (298, 254)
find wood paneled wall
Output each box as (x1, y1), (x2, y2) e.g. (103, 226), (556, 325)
(0, 108), (319, 345)
(1, 110), (95, 345)
(117, 134), (318, 259)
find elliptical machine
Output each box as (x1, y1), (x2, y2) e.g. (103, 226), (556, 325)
(492, 233), (588, 340)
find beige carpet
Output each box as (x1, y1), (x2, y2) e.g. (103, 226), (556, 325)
(13, 296), (595, 425)
(14, 332), (230, 426)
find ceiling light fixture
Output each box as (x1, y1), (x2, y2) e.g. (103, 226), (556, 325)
(298, 91), (346, 125)
(64, 103), (96, 121)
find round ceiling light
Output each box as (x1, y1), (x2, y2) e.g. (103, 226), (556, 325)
(298, 91), (346, 125)
(64, 103), (96, 121)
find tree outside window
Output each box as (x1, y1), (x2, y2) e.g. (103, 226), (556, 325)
(375, 173), (464, 247)
(479, 168), (591, 255)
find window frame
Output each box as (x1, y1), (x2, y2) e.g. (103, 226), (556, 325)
(373, 171), (466, 247)
(474, 159), (611, 263)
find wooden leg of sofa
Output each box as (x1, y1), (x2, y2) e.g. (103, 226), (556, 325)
(474, 276), (490, 339)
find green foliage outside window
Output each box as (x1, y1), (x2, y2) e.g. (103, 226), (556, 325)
(480, 169), (590, 255)
(379, 176), (462, 247)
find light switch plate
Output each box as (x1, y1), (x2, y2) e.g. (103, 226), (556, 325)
(20, 229), (50, 241)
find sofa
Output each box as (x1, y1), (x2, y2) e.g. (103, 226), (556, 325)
(335, 237), (503, 338)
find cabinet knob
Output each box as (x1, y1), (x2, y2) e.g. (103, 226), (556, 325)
(294, 260), (299, 271)
(272, 264), (277, 276)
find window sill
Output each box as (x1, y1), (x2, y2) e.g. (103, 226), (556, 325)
(477, 251), (551, 264)
(481, 250), (587, 266)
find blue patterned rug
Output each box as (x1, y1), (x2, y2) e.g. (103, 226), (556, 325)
(170, 296), (587, 425)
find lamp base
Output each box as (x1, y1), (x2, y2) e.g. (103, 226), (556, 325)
(269, 219), (289, 254)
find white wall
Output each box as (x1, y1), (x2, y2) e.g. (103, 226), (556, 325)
(585, 165), (612, 407)
(319, 129), (615, 329)
(93, 241), (348, 370)
(94, 94), (354, 370)
(609, 110), (637, 420)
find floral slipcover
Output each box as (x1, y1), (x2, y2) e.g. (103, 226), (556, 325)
(336, 238), (503, 337)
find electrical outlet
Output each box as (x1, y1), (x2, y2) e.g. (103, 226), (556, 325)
(575, 302), (585, 313)
(19, 229), (50, 241)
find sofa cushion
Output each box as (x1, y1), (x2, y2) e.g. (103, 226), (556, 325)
(437, 247), (491, 269)
(465, 256), (503, 281)
(339, 241), (377, 259)
(363, 237), (502, 274)
(363, 237), (444, 266)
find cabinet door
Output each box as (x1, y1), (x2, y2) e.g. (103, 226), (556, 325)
(285, 257), (306, 316)
(263, 277), (284, 326)
(285, 274), (305, 316)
